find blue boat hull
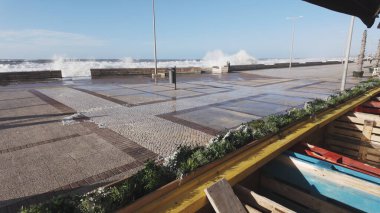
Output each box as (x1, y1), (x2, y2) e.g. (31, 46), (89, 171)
(261, 152), (380, 212)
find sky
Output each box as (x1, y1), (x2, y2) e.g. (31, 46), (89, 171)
(0, 0), (378, 59)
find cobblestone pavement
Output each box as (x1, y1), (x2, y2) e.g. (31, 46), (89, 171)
(0, 63), (367, 211)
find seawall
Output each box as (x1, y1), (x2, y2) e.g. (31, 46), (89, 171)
(0, 61), (352, 81)
(0, 70), (62, 82)
(229, 61), (345, 71)
(90, 67), (204, 78)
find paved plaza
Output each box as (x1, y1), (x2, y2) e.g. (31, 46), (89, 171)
(0, 63), (368, 210)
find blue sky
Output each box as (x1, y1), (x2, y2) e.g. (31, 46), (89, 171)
(0, 0), (378, 59)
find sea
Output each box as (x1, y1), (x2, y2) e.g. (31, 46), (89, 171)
(0, 50), (344, 77)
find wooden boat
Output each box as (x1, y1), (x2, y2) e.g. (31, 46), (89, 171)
(291, 143), (380, 178)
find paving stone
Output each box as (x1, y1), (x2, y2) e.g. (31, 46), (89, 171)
(0, 121), (91, 151)
(76, 84), (123, 91)
(0, 63), (368, 208)
(154, 89), (202, 98)
(130, 85), (173, 93)
(291, 86), (336, 95)
(250, 94), (311, 107)
(187, 87), (230, 94)
(112, 93), (169, 105)
(217, 100), (289, 117)
(0, 97), (46, 110)
(174, 107), (260, 131)
(38, 87), (119, 112)
(0, 91), (34, 101)
(97, 88), (144, 97)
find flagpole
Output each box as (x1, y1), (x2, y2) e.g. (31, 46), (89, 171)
(152, 0), (158, 77)
(340, 16), (355, 91)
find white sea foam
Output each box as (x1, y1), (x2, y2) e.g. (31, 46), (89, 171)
(202, 50), (257, 67)
(0, 50), (345, 77)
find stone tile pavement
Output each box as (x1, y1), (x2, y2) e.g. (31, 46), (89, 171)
(0, 63), (367, 211)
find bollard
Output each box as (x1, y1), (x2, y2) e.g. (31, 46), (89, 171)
(169, 67), (177, 90)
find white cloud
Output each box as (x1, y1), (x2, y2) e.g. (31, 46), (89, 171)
(0, 29), (106, 47)
(0, 29), (108, 58)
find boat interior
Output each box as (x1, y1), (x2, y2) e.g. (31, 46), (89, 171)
(202, 95), (380, 213)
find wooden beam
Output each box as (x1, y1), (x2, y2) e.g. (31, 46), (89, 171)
(234, 184), (294, 213)
(328, 124), (380, 143)
(204, 179), (247, 213)
(244, 205), (261, 213)
(338, 115), (380, 127)
(361, 120), (374, 141)
(260, 176), (350, 213)
(332, 120), (380, 135)
(352, 112), (380, 123)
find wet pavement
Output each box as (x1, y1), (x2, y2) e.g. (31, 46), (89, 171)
(0, 63), (369, 210)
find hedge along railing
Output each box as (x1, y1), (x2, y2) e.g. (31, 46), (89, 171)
(22, 79), (380, 213)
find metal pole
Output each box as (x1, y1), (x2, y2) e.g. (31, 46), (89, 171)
(340, 16), (355, 91)
(152, 0), (158, 77)
(286, 16), (302, 71)
(289, 21), (295, 70)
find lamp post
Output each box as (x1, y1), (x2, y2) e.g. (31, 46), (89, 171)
(286, 16), (303, 71)
(340, 16), (355, 91)
(152, 0), (158, 77)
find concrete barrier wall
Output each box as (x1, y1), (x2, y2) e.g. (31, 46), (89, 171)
(90, 67), (204, 77)
(0, 70), (62, 81)
(0, 61), (352, 81)
(229, 61), (346, 71)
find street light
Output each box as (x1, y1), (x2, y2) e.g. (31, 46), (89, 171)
(286, 16), (303, 71)
(152, 0), (158, 77)
(340, 16), (355, 91)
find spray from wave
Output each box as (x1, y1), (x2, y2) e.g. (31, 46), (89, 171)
(0, 50), (343, 77)
(202, 50), (257, 67)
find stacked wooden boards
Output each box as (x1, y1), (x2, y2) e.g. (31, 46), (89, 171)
(326, 111), (380, 166)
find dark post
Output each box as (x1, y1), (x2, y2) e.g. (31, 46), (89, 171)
(169, 66), (177, 90)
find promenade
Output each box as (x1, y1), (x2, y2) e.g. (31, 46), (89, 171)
(0, 62), (368, 211)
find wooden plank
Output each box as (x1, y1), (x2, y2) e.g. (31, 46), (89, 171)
(358, 146), (368, 161)
(332, 120), (380, 135)
(204, 179), (247, 213)
(338, 114), (380, 127)
(362, 101), (380, 108)
(327, 135), (380, 149)
(328, 144), (380, 166)
(234, 185), (294, 213)
(338, 116), (368, 125)
(328, 125), (380, 143)
(370, 134), (380, 143)
(260, 176), (350, 213)
(328, 145), (359, 158)
(360, 120), (374, 159)
(328, 126), (363, 140)
(352, 112), (380, 123)
(326, 137), (380, 154)
(327, 138), (380, 160)
(244, 205), (261, 213)
(367, 154), (380, 162)
(327, 138), (360, 151)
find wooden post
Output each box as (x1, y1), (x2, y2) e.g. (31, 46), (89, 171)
(204, 179), (247, 213)
(374, 39), (380, 68)
(357, 30), (367, 72)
